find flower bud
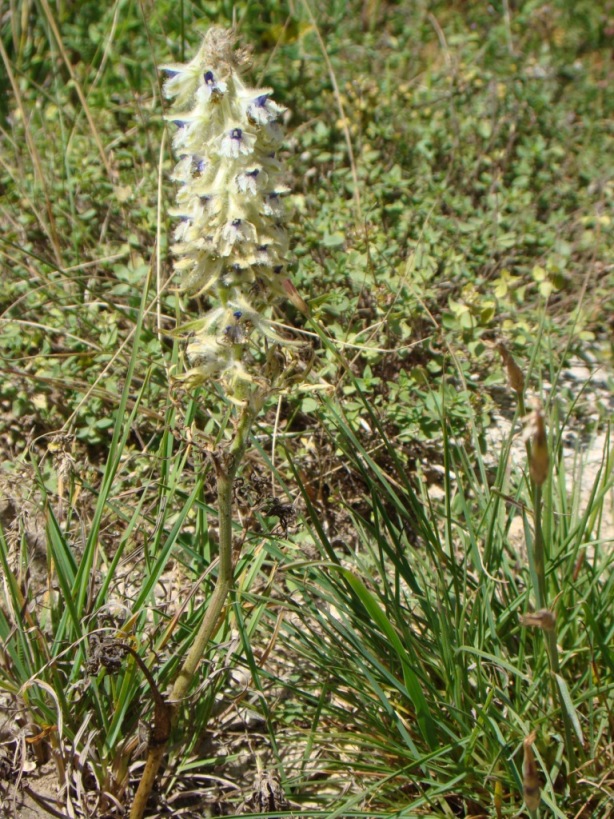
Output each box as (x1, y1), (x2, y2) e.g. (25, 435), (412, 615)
(519, 608), (556, 631)
(523, 400), (549, 486)
(496, 342), (525, 394)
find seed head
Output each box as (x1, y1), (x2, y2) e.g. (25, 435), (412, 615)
(519, 608), (556, 632)
(496, 342), (525, 394)
(523, 399), (549, 486)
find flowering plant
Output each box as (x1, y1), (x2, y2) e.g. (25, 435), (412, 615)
(162, 27), (297, 402)
(130, 31), (305, 819)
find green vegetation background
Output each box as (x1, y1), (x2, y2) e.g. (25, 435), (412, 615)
(1, 1), (613, 817)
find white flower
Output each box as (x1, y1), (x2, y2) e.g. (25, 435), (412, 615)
(168, 110), (218, 152)
(196, 69), (228, 103)
(236, 167), (266, 195)
(259, 122), (284, 148)
(226, 295), (299, 345)
(239, 88), (286, 124)
(222, 321), (245, 345)
(170, 195), (214, 243)
(185, 333), (228, 378)
(218, 127), (256, 158)
(217, 219), (257, 255)
(262, 192), (283, 217)
(161, 63), (202, 107)
(173, 215), (192, 243)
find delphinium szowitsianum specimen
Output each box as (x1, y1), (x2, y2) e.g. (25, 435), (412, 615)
(130, 28), (301, 819)
(166, 26), (296, 404)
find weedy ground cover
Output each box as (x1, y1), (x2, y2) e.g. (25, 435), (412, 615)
(0, 1), (613, 817)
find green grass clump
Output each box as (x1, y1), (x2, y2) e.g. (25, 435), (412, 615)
(1, 1), (613, 816)
(272, 361), (614, 816)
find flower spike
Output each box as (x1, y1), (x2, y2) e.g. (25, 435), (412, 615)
(164, 27), (298, 400)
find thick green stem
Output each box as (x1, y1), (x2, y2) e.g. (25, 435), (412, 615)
(129, 394), (263, 819)
(171, 468), (235, 697)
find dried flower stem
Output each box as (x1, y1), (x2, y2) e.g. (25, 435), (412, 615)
(522, 731), (541, 813)
(513, 377), (578, 786)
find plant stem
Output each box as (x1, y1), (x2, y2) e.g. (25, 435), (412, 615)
(532, 483), (546, 610)
(533, 479), (577, 781)
(517, 392), (531, 465)
(522, 400), (577, 786)
(129, 393), (263, 819)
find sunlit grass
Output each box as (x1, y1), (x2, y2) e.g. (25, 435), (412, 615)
(1, 1), (613, 816)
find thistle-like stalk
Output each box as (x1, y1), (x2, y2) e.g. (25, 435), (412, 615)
(130, 28), (298, 818)
(522, 398), (577, 784)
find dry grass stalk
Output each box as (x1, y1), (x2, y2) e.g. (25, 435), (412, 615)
(522, 730), (541, 811)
